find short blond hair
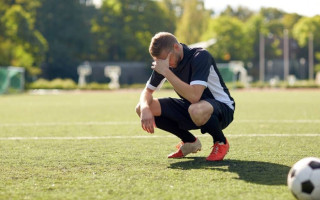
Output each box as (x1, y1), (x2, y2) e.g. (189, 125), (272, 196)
(149, 32), (178, 57)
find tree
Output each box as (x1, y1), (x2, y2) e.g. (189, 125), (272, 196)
(91, 0), (175, 61)
(260, 7), (285, 22)
(201, 16), (252, 62)
(0, 4), (47, 76)
(293, 16), (320, 48)
(245, 9), (302, 62)
(175, 0), (211, 45)
(220, 5), (254, 22)
(158, 0), (181, 19)
(283, 13), (302, 33)
(35, 0), (94, 80)
(259, 8), (287, 59)
(293, 16), (320, 73)
(245, 14), (267, 62)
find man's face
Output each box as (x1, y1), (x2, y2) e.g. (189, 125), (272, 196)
(154, 48), (181, 68)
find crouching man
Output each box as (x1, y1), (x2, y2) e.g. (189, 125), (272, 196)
(136, 32), (235, 161)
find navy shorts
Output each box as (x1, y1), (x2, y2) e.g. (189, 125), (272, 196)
(158, 97), (234, 131)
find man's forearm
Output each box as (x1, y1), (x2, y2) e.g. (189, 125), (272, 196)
(140, 88), (153, 110)
(138, 87), (156, 133)
(163, 69), (203, 104)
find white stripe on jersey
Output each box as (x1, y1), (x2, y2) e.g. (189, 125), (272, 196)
(190, 80), (207, 87)
(147, 78), (166, 91)
(207, 65), (235, 110)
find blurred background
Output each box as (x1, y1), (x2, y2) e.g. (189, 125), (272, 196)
(1, 0), (320, 93)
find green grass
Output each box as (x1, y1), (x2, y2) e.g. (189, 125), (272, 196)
(0, 89), (320, 200)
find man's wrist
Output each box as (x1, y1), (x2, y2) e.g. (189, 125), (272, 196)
(141, 105), (150, 111)
(162, 67), (171, 77)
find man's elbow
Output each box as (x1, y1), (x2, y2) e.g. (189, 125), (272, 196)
(188, 95), (201, 104)
(188, 85), (205, 104)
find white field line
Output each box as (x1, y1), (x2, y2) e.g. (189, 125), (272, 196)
(0, 121), (139, 127)
(1, 134), (320, 140)
(237, 119), (320, 123)
(0, 119), (319, 127)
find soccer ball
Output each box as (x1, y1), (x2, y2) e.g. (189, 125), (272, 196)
(287, 157), (320, 200)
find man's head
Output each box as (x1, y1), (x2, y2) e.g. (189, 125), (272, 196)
(149, 32), (183, 68)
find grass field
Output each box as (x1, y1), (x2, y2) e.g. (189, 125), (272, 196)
(0, 89), (320, 200)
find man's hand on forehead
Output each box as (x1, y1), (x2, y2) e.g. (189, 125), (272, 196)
(151, 52), (172, 75)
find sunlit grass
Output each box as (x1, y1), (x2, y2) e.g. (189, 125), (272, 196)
(0, 89), (319, 199)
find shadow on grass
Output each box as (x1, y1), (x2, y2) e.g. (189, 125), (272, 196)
(168, 157), (290, 185)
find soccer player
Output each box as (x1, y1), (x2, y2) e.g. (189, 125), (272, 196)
(135, 32), (235, 161)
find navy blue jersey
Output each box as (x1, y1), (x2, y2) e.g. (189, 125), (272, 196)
(146, 44), (235, 110)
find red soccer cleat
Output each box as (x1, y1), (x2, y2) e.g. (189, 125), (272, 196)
(206, 139), (229, 161)
(167, 149), (184, 158)
(168, 138), (202, 158)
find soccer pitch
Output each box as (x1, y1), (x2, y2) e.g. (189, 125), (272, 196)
(0, 89), (319, 200)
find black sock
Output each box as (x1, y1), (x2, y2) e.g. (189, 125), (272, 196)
(201, 114), (226, 144)
(154, 116), (196, 143)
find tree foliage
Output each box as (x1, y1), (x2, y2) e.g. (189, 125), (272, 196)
(220, 5), (254, 22)
(293, 16), (320, 47)
(175, 0), (210, 45)
(283, 13), (302, 32)
(91, 0), (175, 62)
(202, 16), (252, 62)
(35, 0), (94, 80)
(0, 1), (47, 75)
(245, 14), (266, 62)
(293, 16), (320, 72)
(260, 7), (285, 22)
(0, 0), (319, 80)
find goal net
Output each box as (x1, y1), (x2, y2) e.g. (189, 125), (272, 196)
(0, 67), (25, 94)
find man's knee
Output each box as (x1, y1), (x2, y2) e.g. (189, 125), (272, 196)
(188, 104), (201, 118)
(189, 104), (205, 126)
(188, 101), (213, 126)
(135, 103), (141, 117)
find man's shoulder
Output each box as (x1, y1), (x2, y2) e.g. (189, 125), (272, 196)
(193, 48), (210, 57)
(190, 48), (212, 65)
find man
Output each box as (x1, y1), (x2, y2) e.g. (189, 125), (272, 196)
(135, 32), (235, 161)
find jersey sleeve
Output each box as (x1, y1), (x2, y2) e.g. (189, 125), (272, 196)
(190, 50), (211, 87)
(146, 70), (166, 91)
